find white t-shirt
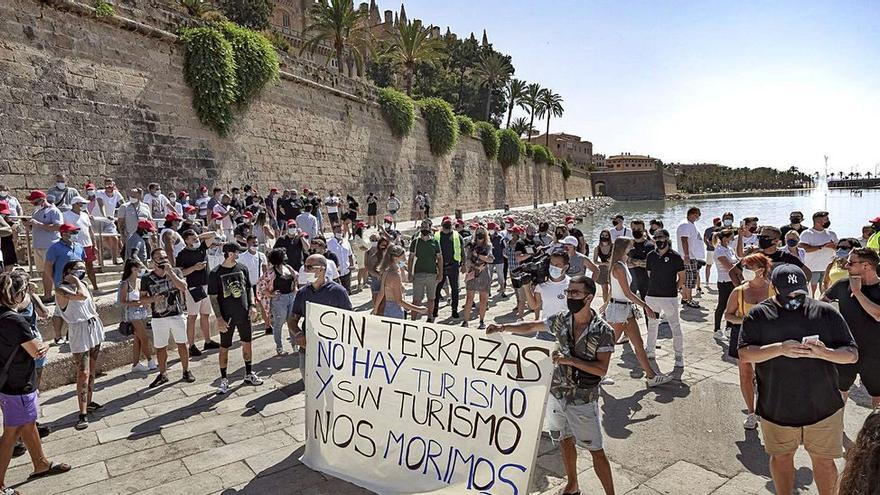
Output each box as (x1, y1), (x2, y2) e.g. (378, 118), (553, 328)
(238, 249), (267, 286)
(94, 189), (124, 218)
(63, 210), (93, 247)
(609, 225), (630, 242)
(713, 244), (736, 283)
(298, 259), (339, 284)
(536, 276), (571, 318)
(144, 193), (172, 219)
(676, 221), (705, 260)
(799, 228), (839, 271)
(327, 237), (352, 276)
(734, 233), (759, 251)
(325, 196), (340, 214)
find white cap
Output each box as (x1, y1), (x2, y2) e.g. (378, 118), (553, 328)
(71, 196), (89, 204)
(562, 235), (578, 247)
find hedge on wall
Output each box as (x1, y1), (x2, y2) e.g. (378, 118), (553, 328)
(378, 87), (415, 138)
(180, 26), (238, 136)
(497, 129), (524, 167)
(561, 159), (572, 180)
(523, 143), (534, 158)
(532, 144), (552, 164)
(456, 115), (475, 137)
(475, 121), (498, 160)
(219, 21), (279, 108)
(418, 98), (459, 156)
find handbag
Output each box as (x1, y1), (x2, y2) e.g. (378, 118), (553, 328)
(188, 285), (207, 302)
(118, 321), (134, 336)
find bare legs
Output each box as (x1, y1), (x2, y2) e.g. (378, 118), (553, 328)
(560, 437), (614, 495)
(612, 319), (658, 380)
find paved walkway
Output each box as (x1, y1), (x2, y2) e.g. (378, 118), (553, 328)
(6, 286), (874, 494)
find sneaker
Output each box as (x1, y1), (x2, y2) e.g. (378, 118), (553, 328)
(75, 414), (89, 430)
(427, 317), (435, 323)
(265, 326), (274, 335)
(687, 300), (702, 308)
(203, 340), (220, 350)
(188, 344), (202, 357)
(477, 321), (486, 330)
(713, 329), (726, 341)
(147, 359), (158, 371)
(743, 413), (759, 430)
(244, 372), (264, 386)
(131, 363), (149, 373)
(182, 370), (196, 383)
(451, 311), (460, 319)
(86, 402), (104, 412)
(646, 373), (673, 387)
(37, 424), (51, 438)
(600, 377), (615, 386)
(276, 347), (287, 356)
(149, 373), (169, 389)
(216, 377), (230, 395)
(674, 356), (684, 368)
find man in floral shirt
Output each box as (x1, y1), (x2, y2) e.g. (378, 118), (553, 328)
(487, 275), (616, 495)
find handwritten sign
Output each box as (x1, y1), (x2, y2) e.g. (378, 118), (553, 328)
(301, 303), (556, 495)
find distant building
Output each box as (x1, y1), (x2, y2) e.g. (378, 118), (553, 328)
(592, 153), (606, 170)
(531, 133), (593, 169)
(605, 153), (660, 171)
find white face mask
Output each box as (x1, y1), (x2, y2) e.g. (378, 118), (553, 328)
(248, 246), (257, 253)
(742, 267), (757, 281)
(303, 271), (318, 283)
(723, 219), (733, 227)
(334, 233), (343, 240)
(549, 265), (564, 278)
(384, 222), (392, 228)
(566, 223), (575, 230)
(288, 228), (297, 236)
(56, 182), (66, 189)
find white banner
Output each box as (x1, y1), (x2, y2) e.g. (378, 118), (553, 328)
(301, 303), (556, 495)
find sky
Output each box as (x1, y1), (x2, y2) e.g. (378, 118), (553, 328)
(396, 0), (880, 175)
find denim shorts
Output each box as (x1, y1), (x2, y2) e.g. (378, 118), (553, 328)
(0, 391), (39, 427)
(544, 395), (604, 451)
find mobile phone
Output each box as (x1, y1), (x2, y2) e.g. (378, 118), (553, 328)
(802, 335), (820, 345)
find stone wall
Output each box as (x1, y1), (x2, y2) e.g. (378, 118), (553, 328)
(0, 0), (589, 218)
(590, 167), (676, 200)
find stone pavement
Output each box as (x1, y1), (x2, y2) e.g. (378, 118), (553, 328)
(6, 285), (874, 495)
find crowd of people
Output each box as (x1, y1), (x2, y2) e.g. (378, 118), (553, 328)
(1, 174), (880, 495)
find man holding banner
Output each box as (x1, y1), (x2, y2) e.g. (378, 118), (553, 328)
(488, 275), (616, 495)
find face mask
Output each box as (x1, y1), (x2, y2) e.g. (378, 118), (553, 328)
(786, 239), (798, 247)
(187, 214), (196, 221)
(397, 260), (406, 269)
(287, 228), (296, 236)
(649, 228), (658, 236)
(248, 246), (257, 253)
(600, 236), (610, 243)
(421, 235), (431, 241)
(74, 269), (86, 280)
(836, 248), (849, 259)
(655, 240), (668, 250)
(748, 226), (758, 233)
(303, 271), (318, 283)
(555, 232), (564, 240)
(633, 230), (644, 239)
(566, 223), (574, 230)
(476, 233), (486, 241)
(129, 197), (137, 203)
(0, 192), (7, 198)
(139, 268), (149, 278)
(758, 237), (775, 249)
(742, 267), (757, 281)
(782, 294), (805, 311)
(549, 265), (564, 278)
(384, 222), (392, 228)
(822, 220), (831, 229)
(567, 297), (587, 314)
(722, 219), (733, 227)
(790, 217), (802, 224)
(87, 190), (95, 198)
(612, 220), (620, 226)
(442, 222), (452, 230)
(56, 182), (66, 189)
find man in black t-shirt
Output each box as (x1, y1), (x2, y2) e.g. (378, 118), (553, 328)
(780, 210), (807, 237)
(730, 226), (811, 285)
(739, 265), (857, 495)
(274, 220), (310, 271)
(176, 230), (221, 357)
(823, 248), (880, 409)
(209, 242), (263, 394)
(627, 219), (654, 301)
(645, 229), (686, 366)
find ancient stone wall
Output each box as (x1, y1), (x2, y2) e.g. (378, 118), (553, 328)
(590, 167), (674, 200)
(0, 0), (589, 218)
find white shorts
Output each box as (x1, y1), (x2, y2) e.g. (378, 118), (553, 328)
(151, 314), (188, 348)
(185, 286), (212, 315)
(544, 395), (604, 451)
(706, 251), (715, 265)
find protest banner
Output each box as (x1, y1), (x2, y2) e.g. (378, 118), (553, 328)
(300, 302), (556, 495)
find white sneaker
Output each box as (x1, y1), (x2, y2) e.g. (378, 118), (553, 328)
(217, 377), (230, 395)
(674, 356), (684, 368)
(147, 359), (158, 371)
(244, 372), (264, 386)
(600, 377), (615, 386)
(646, 373), (673, 387)
(743, 413), (759, 430)
(713, 329), (726, 341)
(131, 363), (149, 373)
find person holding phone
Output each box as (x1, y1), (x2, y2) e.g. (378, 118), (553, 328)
(176, 230), (221, 357)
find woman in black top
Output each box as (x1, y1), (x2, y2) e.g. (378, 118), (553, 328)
(366, 193), (378, 227)
(343, 195), (359, 237)
(263, 249), (297, 355)
(0, 271), (70, 489)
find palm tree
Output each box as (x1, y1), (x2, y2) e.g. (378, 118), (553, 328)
(537, 89), (564, 147)
(473, 53), (512, 121)
(866, 171), (874, 179)
(382, 19), (445, 95)
(503, 78), (526, 128)
(301, 0), (373, 75)
(509, 117), (532, 138)
(519, 83), (543, 143)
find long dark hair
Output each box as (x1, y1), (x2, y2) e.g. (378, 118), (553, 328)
(0, 270), (29, 308)
(838, 411), (880, 495)
(122, 258), (144, 281)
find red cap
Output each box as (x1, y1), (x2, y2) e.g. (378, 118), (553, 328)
(199, 185), (208, 192)
(487, 222), (498, 230)
(165, 212), (182, 222)
(137, 220), (156, 232)
(178, 190), (188, 197)
(505, 216), (515, 223)
(242, 210), (254, 219)
(211, 211), (223, 220)
(469, 222), (480, 229)
(0, 201), (11, 215)
(564, 216), (574, 223)
(869, 216), (880, 223)
(270, 188), (278, 193)
(455, 219), (465, 225)
(712, 217), (721, 223)
(59, 223), (80, 233)
(286, 219), (297, 227)
(442, 216), (452, 223)
(356, 221), (366, 228)
(26, 190), (46, 201)
(184, 205), (198, 213)
(303, 188), (310, 193)
(512, 226), (525, 234)
(85, 182), (96, 190)
(383, 215), (393, 222)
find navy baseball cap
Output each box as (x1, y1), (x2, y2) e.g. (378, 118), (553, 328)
(771, 264), (808, 296)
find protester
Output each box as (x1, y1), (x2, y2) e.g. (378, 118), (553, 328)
(342, 194), (358, 237)
(239, 236), (270, 334)
(626, 221), (653, 301)
(712, 229), (738, 339)
(645, 229), (685, 368)
(609, 213), (630, 242)
(93, 180), (125, 261)
(821, 238), (858, 292)
(159, 212), (186, 267)
(488, 223), (507, 296)
(505, 226), (528, 320)
(213, 194), (236, 241)
(408, 223), (442, 322)
(324, 191), (341, 228)
(299, 237), (339, 285)
(859, 224), (875, 249)
(116, 188), (151, 247)
(124, 219), (155, 263)
(117, 259), (155, 373)
(386, 193), (401, 229)
(327, 224), (354, 292)
(365, 236), (388, 311)
(780, 210), (807, 237)
(564, 235), (596, 279)
(433, 218), (463, 320)
(350, 223), (370, 291)
(376, 245), (427, 319)
(823, 247), (880, 409)
(259, 248), (297, 355)
(0, 185), (23, 217)
(525, 251), (571, 328)
(143, 183), (173, 220)
(734, 216), (760, 257)
(274, 220), (309, 271)
(461, 227), (494, 329)
(0, 202), (17, 272)
(703, 217), (721, 284)
(143, 248), (194, 388)
(61, 197), (99, 291)
(252, 209), (275, 247)
(26, 190), (63, 296)
(837, 410), (880, 495)
(738, 264), (858, 495)
(365, 193), (378, 228)
(676, 207), (705, 308)
(0, 271), (70, 491)
(55, 260), (105, 430)
(799, 211), (838, 296)
(46, 223), (85, 344)
(487, 276), (615, 495)
(209, 242), (263, 394)
(783, 229), (805, 262)
(729, 226), (811, 285)
(295, 204), (319, 241)
(648, 219), (664, 238)
(593, 229), (613, 303)
(176, 230), (221, 357)
(535, 222), (553, 247)
(46, 173), (79, 212)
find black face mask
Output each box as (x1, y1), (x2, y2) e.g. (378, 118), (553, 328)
(600, 236), (610, 243)
(632, 230), (644, 239)
(567, 297), (587, 314)
(442, 222), (452, 230)
(649, 228), (658, 236)
(748, 226), (758, 233)
(790, 217), (802, 224)
(872, 223), (880, 232)
(758, 236), (776, 249)
(476, 233), (486, 241)
(655, 240), (668, 250)
(612, 220), (620, 226)
(555, 232), (565, 240)
(822, 220), (831, 229)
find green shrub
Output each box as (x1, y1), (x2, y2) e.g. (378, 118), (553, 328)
(497, 129), (524, 167)
(180, 26), (238, 136)
(219, 0), (273, 30)
(523, 143), (534, 158)
(475, 121), (498, 160)
(418, 98), (458, 156)
(561, 159), (572, 180)
(456, 115), (475, 137)
(261, 29), (292, 52)
(378, 87), (415, 138)
(218, 21), (279, 108)
(94, 0), (114, 17)
(532, 144), (552, 164)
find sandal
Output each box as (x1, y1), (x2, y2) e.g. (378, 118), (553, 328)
(1, 486), (21, 495)
(28, 461), (71, 480)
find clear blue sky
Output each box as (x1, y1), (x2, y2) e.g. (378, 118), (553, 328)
(397, 0), (880, 175)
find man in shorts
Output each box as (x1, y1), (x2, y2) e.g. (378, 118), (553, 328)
(209, 242), (263, 394)
(676, 207), (705, 308)
(739, 265), (858, 495)
(408, 222), (442, 323)
(176, 230), (221, 357)
(142, 248), (195, 388)
(487, 276), (615, 495)
(823, 247), (880, 409)
(799, 211), (838, 296)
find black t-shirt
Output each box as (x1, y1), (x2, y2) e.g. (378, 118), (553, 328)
(275, 235), (306, 271)
(439, 231), (457, 266)
(646, 249), (685, 297)
(141, 269), (186, 319)
(0, 307), (37, 395)
(826, 279), (880, 349)
(277, 197), (293, 221)
(629, 239), (655, 262)
(233, 223), (251, 239)
(739, 298), (856, 426)
(290, 197), (303, 218)
(735, 250), (805, 272)
(176, 244), (208, 287)
(490, 233), (505, 263)
(207, 263), (252, 322)
(515, 239), (537, 261)
(780, 224), (807, 237)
